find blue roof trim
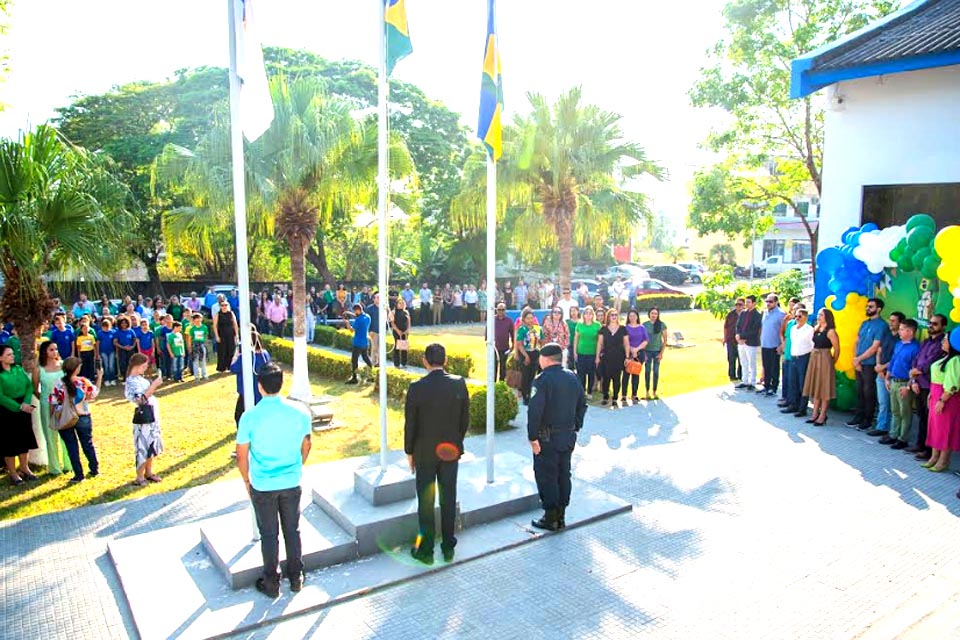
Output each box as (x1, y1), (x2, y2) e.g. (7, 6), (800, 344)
(789, 0), (933, 98)
(793, 48), (960, 98)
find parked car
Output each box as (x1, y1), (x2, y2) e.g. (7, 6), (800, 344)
(602, 264), (650, 284)
(631, 278), (686, 296)
(571, 278), (601, 302)
(760, 255), (809, 275)
(734, 265), (767, 278)
(644, 265), (691, 286)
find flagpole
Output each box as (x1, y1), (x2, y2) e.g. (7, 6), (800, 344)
(227, 0), (258, 541)
(377, 0), (390, 472)
(485, 156), (497, 483)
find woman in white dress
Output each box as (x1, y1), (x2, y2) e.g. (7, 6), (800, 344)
(124, 352), (164, 486)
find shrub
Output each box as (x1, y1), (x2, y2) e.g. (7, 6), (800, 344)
(466, 381), (520, 434)
(695, 265), (805, 318)
(261, 336), (517, 430)
(634, 293), (693, 312)
(313, 325), (337, 346)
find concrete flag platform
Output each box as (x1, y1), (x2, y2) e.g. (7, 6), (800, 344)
(108, 451), (631, 640)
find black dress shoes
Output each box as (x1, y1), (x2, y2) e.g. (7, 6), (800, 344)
(780, 407), (796, 414)
(793, 411), (807, 418)
(255, 577), (280, 599)
(866, 429), (886, 437)
(410, 546), (434, 565)
(845, 418), (862, 427)
(890, 440), (908, 450)
(531, 510), (559, 532)
(905, 445), (926, 454)
(878, 436), (896, 445)
(442, 548), (455, 562)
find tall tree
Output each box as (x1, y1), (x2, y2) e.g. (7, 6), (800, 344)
(0, 126), (132, 372)
(689, 0), (898, 264)
(156, 77), (415, 399)
(54, 67), (229, 292)
(453, 87), (665, 289)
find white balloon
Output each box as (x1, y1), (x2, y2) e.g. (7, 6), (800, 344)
(852, 226), (905, 274)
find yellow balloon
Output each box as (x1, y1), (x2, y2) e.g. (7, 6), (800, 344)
(935, 225), (960, 259)
(828, 292), (868, 377)
(951, 307), (960, 323)
(939, 262), (960, 286)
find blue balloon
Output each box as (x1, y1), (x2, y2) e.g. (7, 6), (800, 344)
(841, 226), (860, 244)
(818, 247), (843, 273)
(849, 231), (862, 247)
(860, 222), (879, 233)
(828, 277), (845, 294)
(840, 245), (855, 258)
(831, 295), (847, 311)
(951, 327), (960, 353)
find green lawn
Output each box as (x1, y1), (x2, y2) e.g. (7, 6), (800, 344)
(0, 310), (729, 521)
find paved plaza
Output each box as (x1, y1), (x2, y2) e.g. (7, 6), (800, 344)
(3, 384), (960, 640)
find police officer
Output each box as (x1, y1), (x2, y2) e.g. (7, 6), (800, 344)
(528, 342), (588, 531)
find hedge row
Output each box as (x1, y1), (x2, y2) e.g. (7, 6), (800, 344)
(260, 336), (516, 433)
(634, 293), (693, 311)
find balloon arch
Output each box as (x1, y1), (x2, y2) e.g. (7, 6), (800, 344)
(814, 215), (960, 410)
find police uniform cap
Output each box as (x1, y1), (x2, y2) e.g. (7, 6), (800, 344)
(540, 343), (563, 358)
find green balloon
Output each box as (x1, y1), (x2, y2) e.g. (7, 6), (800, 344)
(906, 213), (937, 231)
(907, 226), (935, 249)
(914, 247), (931, 263)
(899, 254), (915, 272)
(921, 255), (940, 279)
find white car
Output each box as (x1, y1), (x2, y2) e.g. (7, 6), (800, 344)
(602, 264), (650, 284)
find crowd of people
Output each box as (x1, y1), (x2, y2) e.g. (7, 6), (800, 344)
(723, 293), (960, 498)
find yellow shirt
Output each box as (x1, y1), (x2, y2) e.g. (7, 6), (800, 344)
(77, 334), (97, 352)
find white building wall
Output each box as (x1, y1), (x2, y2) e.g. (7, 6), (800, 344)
(818, 65), (960, 249)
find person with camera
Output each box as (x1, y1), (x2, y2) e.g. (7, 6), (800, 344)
(124, 353), (163, 487)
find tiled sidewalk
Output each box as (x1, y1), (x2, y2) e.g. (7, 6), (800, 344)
(3, 385), (960, 639)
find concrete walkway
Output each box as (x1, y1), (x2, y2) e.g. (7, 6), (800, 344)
(3, 385), (960, 639)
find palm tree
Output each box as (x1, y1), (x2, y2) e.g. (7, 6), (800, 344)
(0, 125), (132, 372)
(664, 245), (685, 264)
(453, 87), (665, 290)
(157, 77), (415, 399)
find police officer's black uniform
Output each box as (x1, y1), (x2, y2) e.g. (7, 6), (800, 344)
(527, 343), (587, 531)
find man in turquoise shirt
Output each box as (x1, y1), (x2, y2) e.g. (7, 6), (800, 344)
(236, 362), (312, 598)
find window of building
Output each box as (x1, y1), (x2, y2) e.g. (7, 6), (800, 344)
(792, 241), (812, 261)
(796, 201), (810, 217)
(772, 203), (788, 216)
(763, 239), (785, 259)
(861, 183), (960, 229)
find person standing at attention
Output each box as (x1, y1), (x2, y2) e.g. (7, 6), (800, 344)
(527, 343), (587, 531)
(735, 295), (762, 391)
(237, 362), (312, 598)
(405, 343), (469, 564)
(759, 295), (786, 396)
(846, 298), (887, 431)
(723, 298), (743, 383)
(880, 318), (920, 450)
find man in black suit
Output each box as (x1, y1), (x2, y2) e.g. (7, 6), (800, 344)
(404, 343), (470, 564)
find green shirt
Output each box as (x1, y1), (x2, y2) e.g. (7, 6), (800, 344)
(931, 356), (960, 392)
(0, 365), (33, 411)
(167, 332), (186, 357)
(168, 304), (184, 322)
(643, 320), (667, 352)
(783, 319), (796, 362)
(575, 321), (601, 356)
(7, 335), (21, 366)
(187, 323), (209, 346)
(515, 324), (543, 352)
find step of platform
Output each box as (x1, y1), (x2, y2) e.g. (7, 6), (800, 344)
(200, 502), (356, 589)
(313, 451), (542, 556)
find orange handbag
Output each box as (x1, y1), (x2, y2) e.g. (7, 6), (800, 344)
(625, 359), (643, 376)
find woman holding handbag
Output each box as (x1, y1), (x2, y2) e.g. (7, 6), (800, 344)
(124, 353), (163, 487)
(33, 340), (72, 475)
(390, 298), (411, 368)
(622, 309), (650, 404)
(0, 344), (38, 486)
(49, 355), (101, 484)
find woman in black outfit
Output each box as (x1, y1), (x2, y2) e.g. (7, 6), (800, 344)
(596, 308), (630, 407)
(213, 299), (238, 372)
(390, 298), (411, 368)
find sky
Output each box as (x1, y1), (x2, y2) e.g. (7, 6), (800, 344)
(0, 0), (730, 231)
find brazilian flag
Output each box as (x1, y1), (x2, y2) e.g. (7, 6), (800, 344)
(384, 0), (412, 75)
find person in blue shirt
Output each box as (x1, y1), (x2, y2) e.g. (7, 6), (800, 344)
(230, 330), (271, 428)
(96, 318), (118, 386)
(203, 287), (218, 315)
(114, 317), (137, 382)
(50, 314), (76, 360)
(365, 292), (381, 367)
(347, 303), (372, 384)
(236, 362), (312, 598)
(869, 312), (904, 437)
(228, 289), (241, 317)
(879, 318), (921, 449)
(0, 323), (11, 345)
(134, 319), (156, 370)
(759, 294), (786, 396)
(847, 298), (888, 430)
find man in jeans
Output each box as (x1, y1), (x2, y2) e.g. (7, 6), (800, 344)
(847, 298), (887, 431)
(347, 303), (373, 384)
(236, 362), (312, 598)
(759, 294), (786, 396)
(867, 311), (904, 438)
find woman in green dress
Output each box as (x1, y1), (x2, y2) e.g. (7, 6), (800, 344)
(33, 340), (72, 475)
(0, 344), (38, 485)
